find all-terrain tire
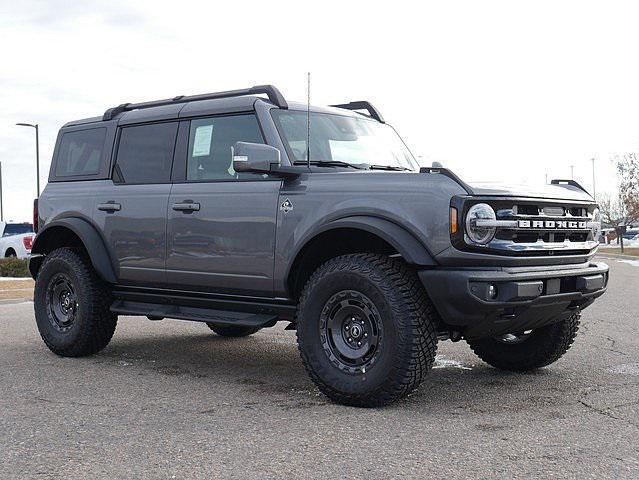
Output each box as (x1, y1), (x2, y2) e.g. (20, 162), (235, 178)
(296, 254), (438, 407)
(34, 248), (117, 357)
(466, 313), (580, 372)
(206, 324), (261, 337)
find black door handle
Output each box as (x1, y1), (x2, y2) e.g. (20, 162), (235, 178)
(172, 202), (200, 212)
(97, 202), (121, 212)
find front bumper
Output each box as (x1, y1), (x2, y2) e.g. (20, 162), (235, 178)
(419, 261), (609, 338)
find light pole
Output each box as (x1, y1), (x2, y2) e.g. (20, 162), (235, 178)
(0, 161), (3, 222)
(591, 158), (596, 198)
(16, 122), (40, 197)
(569, 165), (574, 179)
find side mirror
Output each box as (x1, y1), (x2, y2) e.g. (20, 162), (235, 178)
(233, 142), (281, 174)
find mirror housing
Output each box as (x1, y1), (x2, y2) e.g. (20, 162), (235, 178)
(233, 142), (281, 174)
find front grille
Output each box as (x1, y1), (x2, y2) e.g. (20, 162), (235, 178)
(452, 197), (599, 256)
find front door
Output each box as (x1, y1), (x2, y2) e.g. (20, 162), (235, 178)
(93, 121), (178, 286)
(166, 114), (281, 296)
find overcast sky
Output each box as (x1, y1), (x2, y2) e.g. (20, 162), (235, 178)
(1, 0), (637, 221)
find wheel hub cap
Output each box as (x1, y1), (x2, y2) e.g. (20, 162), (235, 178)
(319, 290), (383, 374)
(46, 273), (78, 332)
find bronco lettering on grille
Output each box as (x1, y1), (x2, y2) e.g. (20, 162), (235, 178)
(517, 220), (587, 229)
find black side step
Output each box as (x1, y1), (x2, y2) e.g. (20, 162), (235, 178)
(111, 300), (279, 328)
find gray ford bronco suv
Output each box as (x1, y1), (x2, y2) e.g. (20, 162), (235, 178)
(30, 85), (608, 407)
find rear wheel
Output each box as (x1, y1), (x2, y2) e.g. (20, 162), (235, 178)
(296, 254), (438, 407)
(34, 248), (117, 357)
(466, 313), (580, 371)
(206, 324), (261, 337)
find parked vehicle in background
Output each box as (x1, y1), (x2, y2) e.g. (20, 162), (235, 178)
(0, 222), (34, 258)
(29, 85), (608, 407)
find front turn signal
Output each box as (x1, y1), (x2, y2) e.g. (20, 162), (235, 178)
(450, 207), (458, 234)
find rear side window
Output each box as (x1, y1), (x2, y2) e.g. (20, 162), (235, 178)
(115, 122), (178, 184)
(55, 128), (106, 177)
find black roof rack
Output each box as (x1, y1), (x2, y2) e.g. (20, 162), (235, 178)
(550, 179), (592, 197)
(102, 84), (288, 121)
(330, 101), (385, 123)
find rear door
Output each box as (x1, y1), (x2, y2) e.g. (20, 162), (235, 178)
(166, 114), (281, 296)
(93, 121), (178, 286)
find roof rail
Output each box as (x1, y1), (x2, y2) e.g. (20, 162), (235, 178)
(330, 101), (385, 123)
(102, 85), (288, 121)
(550, 179), (592, 197)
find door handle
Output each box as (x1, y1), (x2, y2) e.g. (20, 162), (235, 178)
(97, 202), (121, 212)
(172, 202), (200, 212)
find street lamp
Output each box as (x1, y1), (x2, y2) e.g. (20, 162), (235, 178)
(16, 122), (40, 197)
(0, 161), (3, 222)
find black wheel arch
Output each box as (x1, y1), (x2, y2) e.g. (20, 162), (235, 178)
(29, 218), (117, 284)
(286, 215), (436, 299)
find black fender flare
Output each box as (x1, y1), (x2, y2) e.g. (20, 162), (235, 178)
(286, 215), (436, 287)
(319, 216), (436, 265)
(29, 218), (117, 283)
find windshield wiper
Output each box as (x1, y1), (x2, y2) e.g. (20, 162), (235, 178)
(297, 160), (367, 170)
(368, 164), (413, 171)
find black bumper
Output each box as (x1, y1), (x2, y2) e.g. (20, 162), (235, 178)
(419, 262), (609, 338)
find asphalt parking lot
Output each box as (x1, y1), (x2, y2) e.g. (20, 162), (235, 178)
(1, 257), (637, 479)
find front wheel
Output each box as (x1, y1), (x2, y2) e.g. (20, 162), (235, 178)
(466, 313), (580, 371)
(296, 254), (438, 407)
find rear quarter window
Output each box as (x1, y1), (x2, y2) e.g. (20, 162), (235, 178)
(55, 128), (107, 177)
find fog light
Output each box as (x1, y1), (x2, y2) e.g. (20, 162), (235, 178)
(488, 284), (498, 299)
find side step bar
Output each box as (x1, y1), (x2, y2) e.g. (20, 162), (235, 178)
(111, 300), (279, 328)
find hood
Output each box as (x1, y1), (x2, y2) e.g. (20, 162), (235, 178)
(467, 181), (594, 202)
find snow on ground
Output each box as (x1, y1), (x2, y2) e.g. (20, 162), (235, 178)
(616, 259), (639, 267)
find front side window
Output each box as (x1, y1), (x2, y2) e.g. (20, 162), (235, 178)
(115, 122), (178, 184)
(186, 115), (264, 181)
(55, 128), (106, 177)
(272, 111), (418, 171)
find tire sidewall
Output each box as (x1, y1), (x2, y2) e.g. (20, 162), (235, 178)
(34, 253), (93, 351)
(298, 268), (401, 397)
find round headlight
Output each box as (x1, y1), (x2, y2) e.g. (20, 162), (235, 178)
(466, 203), (497, 245)
(591, 208), (602, 242)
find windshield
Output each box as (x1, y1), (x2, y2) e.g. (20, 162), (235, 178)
(3, 223), (33, 237)
(272, 110), (419, 171)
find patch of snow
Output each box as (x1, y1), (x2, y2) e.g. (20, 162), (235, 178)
(617, 259), (639, 267)
(0, 300), (33, 306)
(607, 363), (639, 376)
(0, 277), (32, 281)
(433, 354), (472, 370)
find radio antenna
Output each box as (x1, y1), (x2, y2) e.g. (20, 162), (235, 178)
(306, 72), (311, 167)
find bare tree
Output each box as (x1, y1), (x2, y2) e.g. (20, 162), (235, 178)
(598, 193), (634, 252)
(614, 152), (639, 222)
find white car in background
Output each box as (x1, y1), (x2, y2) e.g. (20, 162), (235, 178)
(0, 222), (34, 259)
